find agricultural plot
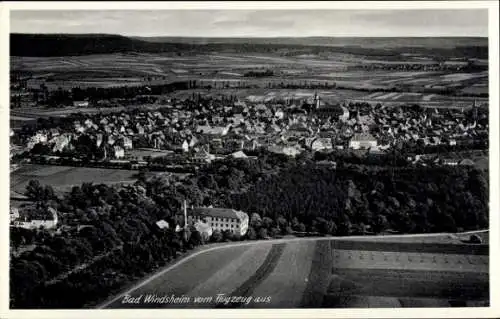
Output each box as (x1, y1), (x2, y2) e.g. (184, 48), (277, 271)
(180, 244), (274, 308)
(105, 244), (268, 309)
(240, 241), (315, 308)
(325, 240), (489, 308)
(12, 52), (489, 106)
(355, 91), (487, 108)
(104, 237), (489, 309)
(11, 103), (166, 119)
(10, 164), (139, 194)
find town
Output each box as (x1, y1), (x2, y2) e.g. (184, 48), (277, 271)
(7, 9), (491, 311)
(10, 91), (488, 172)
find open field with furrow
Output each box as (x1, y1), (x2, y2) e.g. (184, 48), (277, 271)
(176, 244), (273, 308)
(221, 243), (286, 307)
(102, 237), (488, 309)
(241, 241), (315, 308)
(301, 240), (334, 307)
(326, 269), (488, 302)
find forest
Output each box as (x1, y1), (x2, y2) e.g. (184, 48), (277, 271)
(11, 34), (488, 59)
(10, 151), (489, 308)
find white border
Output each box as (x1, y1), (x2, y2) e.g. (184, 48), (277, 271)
(1, 1), (499, 319)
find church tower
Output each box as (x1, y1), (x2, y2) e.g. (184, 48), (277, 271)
(313, 92), (320, 109)
(473, 100), (479, 121)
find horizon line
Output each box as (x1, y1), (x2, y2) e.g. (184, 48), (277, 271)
(10, 33), (489, 39)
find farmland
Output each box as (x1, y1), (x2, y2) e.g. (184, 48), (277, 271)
(11, 50), (487, 106)
(103, 236), (489, 309)
(10, 164), (140, 194)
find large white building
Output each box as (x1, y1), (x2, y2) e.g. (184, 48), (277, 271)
(180, 207), (249, 236)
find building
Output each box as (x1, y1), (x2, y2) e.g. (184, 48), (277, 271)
(10, 207), (20, 222)
(310, 94), (344, 119)
(192, 149), (216, 164)
(182, 140), (189, 152)
(459, 158), (475, 166)
(114, 146), (125, 159)
(230, 151), (248, 159)
(123, 137), (133, 150)
(310, 137), (333, 152)
(196, 125), (230, 136)
(339, 106), (350, 122)
(349, 133), (378, 150)
(50, 134), (72, 153)
(443, 158), (459, 166)
(268, 145), (302, 157)
(73, 101), (89, 107)
(11, 207), (58, 230)
(26, 132), (48, 150)
(180, 207), (249, 236)
(156, 220), (169, 229)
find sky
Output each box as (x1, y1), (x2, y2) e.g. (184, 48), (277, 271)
(10, 9), (488, 37)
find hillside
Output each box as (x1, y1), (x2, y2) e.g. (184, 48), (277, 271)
(10, 33), (488, 58)
(10, 33), (196, 57)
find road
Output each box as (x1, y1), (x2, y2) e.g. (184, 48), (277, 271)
(98, 231), (488, 309)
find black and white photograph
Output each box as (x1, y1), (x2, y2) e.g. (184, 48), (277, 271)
(1, 1), (499, 318)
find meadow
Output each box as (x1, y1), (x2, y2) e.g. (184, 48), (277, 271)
(10, 164), (139, 194)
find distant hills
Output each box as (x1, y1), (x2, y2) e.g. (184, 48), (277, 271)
(134, 36), (488, 48)
(10, 34), (193, 57)
(10, 33), (488, 58)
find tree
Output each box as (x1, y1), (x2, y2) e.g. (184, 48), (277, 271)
(338, 215), (352, 236)
(258, 228), (268, 239)
(319, 219), (337, 235)
(276, 216), (288, 232)
(25, 180), (45, 200)
(373, 215), (389, 233)
(246, 227), (257, 240)
(262, 217), (274, 229)
(211, 230), (223, 242)
(297, 223), (306, 232)
(43, 185), (56, 200)
(189, 230), (204, 246)
(31, 143), (51, 155)
(250, 213), (262, 229)
(268, 227), (280, 238)
(222, 230), (234, 242)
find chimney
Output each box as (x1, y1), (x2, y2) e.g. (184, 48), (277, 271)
(183, 199), (187, 228)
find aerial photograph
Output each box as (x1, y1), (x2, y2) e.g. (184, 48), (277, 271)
(7, 6), (491, 310)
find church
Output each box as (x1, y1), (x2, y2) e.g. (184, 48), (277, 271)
(309, 93), (345, 120)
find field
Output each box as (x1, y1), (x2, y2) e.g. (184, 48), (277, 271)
(103, 236), (489, 309)
(10, 104), (169, 123)
(12, 52), (488, 102)
(10, 164), (139, 195)
(352, 90), (487, 109)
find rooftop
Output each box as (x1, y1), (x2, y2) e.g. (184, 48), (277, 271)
(351, 133), (377, 141)
(188, 207), (248, 220)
